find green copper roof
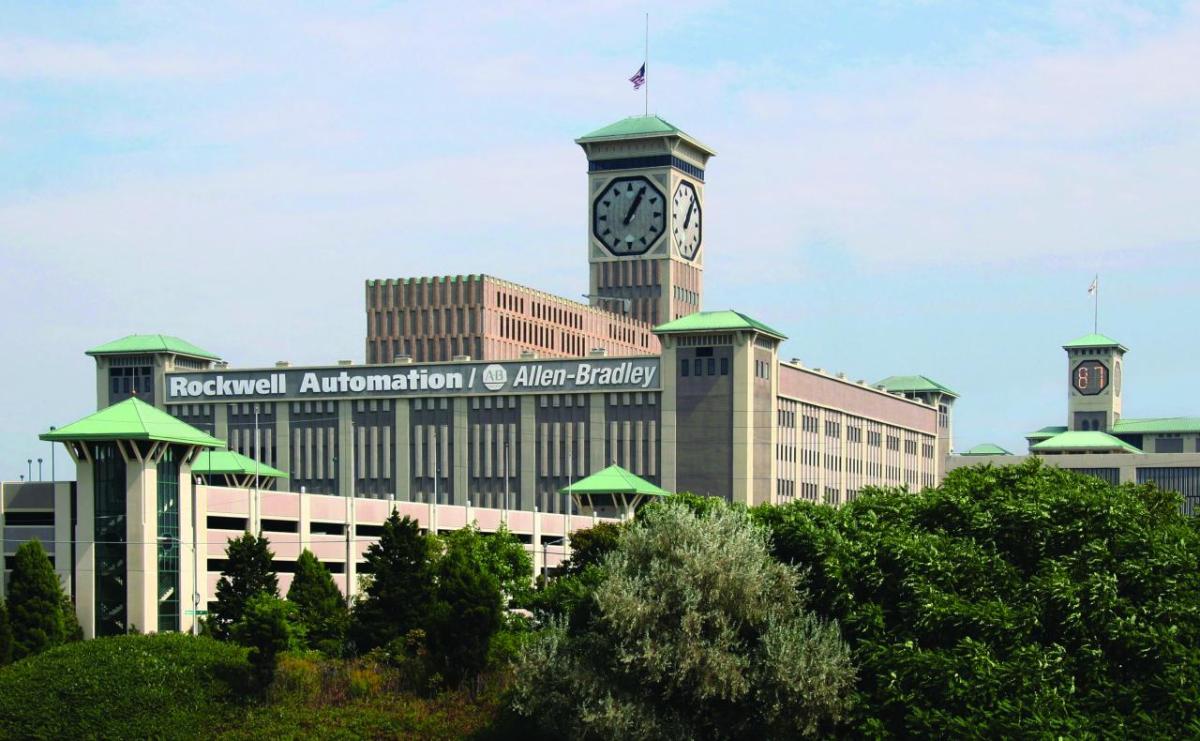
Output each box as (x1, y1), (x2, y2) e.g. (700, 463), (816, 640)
(960, 443), (1013, 456)
(86, 334), (219, 360)
(1030, 430), (1143, 454)
(578, 115), (681, 140)
(193, 449), (286, 478)
(560, 464), (668, 497)
(875, 375), (958, 398)
(1026, 425), (1068, 441)
(576, 115), (715, 154)
(41, 397), (225, 448)
(1063, 333), (1127, 351)
(1112, 417), (1200, 434)
(653, 310), (787, 341)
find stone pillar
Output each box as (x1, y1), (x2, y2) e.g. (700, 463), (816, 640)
(658, 339), (677, 493)
(520, 396), (537, 512)
(337, 401), (353, 498)
(74, 456), (97, 639)
(395, 399), (411, 501)
(453, 398), (469, 506)
(275, 402), (291, 492)
(125, 455), (158, 635)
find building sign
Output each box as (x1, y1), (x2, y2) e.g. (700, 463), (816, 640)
(166, 358), (660, 401)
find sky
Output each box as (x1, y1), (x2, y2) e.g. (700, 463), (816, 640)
(1, 0), (1198, 480)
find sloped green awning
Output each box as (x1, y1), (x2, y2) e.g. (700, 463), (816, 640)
(960, 443), (1013, 456)
(560, 464), (668, 497)
(876, 375), (959, 398)
(41, 397), (224, 448)
(1031, 430), (1142, 454)
(193, 449), (286, 478)
(653, 310), (787, 341)
(86, 334), (219, 360)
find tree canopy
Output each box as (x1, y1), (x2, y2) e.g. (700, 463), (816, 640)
(351, 512), (435, 652)
(210, 533), (279, 641)
(6, 540), (66, 660)
(286, 549), (348, 656)
(0, 600), (13, 666)
(753, 459), (1200, 737)
(513, 501), (855, 739)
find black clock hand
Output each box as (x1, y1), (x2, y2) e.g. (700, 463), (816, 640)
(623, 186), (647, 225)
(683, 200), (696, 229)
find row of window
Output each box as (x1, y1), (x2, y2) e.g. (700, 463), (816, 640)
(680, 357), (730, 377)
(370, 278), (483, 309)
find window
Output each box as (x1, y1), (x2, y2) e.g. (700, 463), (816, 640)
(681, 360), (689, 377)
(707, 358), (716, 376)
(720, 358), (729, 375)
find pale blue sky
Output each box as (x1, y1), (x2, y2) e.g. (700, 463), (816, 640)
(2, 1), (1198, 478)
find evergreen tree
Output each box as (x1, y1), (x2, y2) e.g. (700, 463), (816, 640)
(440, 524), (533, 607)
(0, 600), (13, 666)
(60, 596), (83, 643)
(233, 593), (302, 693)
(6, 540), (66, 660)
(350, 511), (434, 651)
(210, 533), (278, 640)
(286, 549), (348, 655)
(425, 540), (503, 688)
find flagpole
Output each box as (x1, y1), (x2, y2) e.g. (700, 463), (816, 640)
(1094, 275), (1099, 333)
(644, 12), (649, 116)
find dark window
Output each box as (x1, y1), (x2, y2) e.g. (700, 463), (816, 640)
(1157, 437), (1184, 454)
(261, 519), (299, 533)
(3, 511), (54, 526)
(310, 521), (345, 536)
(693, 359), (702, 376)
(207, 516), (248, 531)
(707, 358), (716, 376)
(720, 358), (729, 375)
(356, 524), (386, 537)
(680, 360), (689, 377)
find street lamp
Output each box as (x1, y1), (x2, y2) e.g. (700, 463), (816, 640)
(27, 459), (32, 482)
(37, 458), (43, 482)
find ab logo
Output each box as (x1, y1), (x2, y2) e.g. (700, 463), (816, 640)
(482, 364), (508, 391)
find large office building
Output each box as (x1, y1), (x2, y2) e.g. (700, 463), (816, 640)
(1, 114), (954, 637)
(949, 333), (1200, 512)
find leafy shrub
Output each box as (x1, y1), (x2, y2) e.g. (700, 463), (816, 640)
(0, 633), (249, 738)
(512, 501), (855, 739)
(754, 459), (1200, 737)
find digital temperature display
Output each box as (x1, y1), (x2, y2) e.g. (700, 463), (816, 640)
(1072, 359), (1109, 396)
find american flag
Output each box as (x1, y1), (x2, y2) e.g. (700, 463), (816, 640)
(629, 63), (646, 90)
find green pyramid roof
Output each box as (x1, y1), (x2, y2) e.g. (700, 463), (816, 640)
(1111, 417), (1200, 434)
(41, 397), (225, 448)
(1063, 333), (1127, 352)
(654, 310), (787, 341)
(960, 443), (1013, 456)
(86, 334), (219, 360)
(1026, 425), (1068, 441)
(560, 464), (668, 497)
(1030, 430), (1142, 454)
(876, 375), (958, 398)
(193, 449), (286, 478)
(576, 115), (715, 154)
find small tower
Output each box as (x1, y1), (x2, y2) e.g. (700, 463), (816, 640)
(87, 334), (220, 410)
(1063, 333), (1127, 432)
(42, 398), (224, 638)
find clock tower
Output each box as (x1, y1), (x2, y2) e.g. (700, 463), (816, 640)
(576, 115), (716, 326)
(1063, 333), (1126, 431)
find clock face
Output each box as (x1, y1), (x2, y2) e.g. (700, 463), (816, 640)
(1072, 359), (1109, 396)
(671, 180), (702, 260)
(592, 176), (665, 256)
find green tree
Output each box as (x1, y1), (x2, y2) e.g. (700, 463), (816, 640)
(232, 593), (302, 693)
(286, 549), (348, 655)
(210, 533), (278, 641)
(6, 540), (66, 660)
(753, 459), (1200, 738)
(0, 600), (13, 666)
(425, 541), (503, 688)
(60, 596), (83, 643)
(512, 501), (855, 739)
(440, 524), (533, 607)
(562, 520), (623, 575)
(351, 511), (435, 652)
